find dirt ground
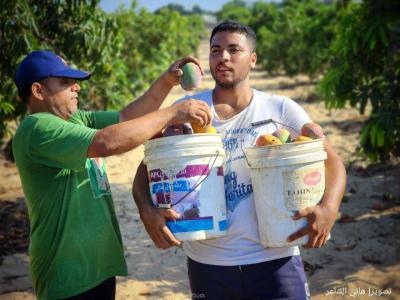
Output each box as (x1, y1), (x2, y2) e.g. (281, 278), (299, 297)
(0, 39), (399, 300)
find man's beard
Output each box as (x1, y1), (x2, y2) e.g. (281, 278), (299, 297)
(210, 69), (247, 89)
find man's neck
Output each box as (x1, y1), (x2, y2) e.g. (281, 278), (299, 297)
(28, 101), (67, 120)
(28, 101), (45, 115)
(212, 82), (253, 120)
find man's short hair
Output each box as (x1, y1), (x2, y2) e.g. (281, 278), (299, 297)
(18, 84), (32, 104)
(210, 20), (257, 52)
(17, 78), (48, 104)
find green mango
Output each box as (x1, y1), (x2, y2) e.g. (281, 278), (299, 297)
(180, 62), (202, 91)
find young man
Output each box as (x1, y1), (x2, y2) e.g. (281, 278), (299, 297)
(132, 21), (346, 299)
(12, 50), (211, 300)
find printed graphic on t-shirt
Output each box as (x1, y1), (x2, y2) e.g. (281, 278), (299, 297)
(86, 158), (112, 198)
(222, 127), (257, 212)
(224, 166), (253, 212)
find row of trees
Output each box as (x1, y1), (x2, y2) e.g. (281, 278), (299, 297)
(0, 0), (204, 145)
(1, 0), (398, 162)
(218, 0), (399, 162)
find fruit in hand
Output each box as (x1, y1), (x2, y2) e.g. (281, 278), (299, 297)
(300, 123), (325, 139)
(272, 128), (291, 143)
(256, 134), (283, 146)
(191, 122), (217, 134)
(180, 62), (202, 91)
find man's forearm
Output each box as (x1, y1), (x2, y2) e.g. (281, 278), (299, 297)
(120, 72), (173, 122)
(88, 106), (175, 157)
(132, 162), (154, 216)
(88, 98), (211, 158)
(321, 140), (347, 212)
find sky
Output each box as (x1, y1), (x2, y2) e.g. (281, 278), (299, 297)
(99, 0), (277, 13)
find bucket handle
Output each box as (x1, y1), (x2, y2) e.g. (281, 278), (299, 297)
(171, 150), (220, 208)
(251, 119), (301, 135)
(242, 119), (302, 168)
(241, 140), (253, 168)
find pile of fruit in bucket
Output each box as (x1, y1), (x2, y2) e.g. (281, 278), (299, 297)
(190, 123), (217, 134)
(162, 122), (217, 136)
(256, 123), (325, 147)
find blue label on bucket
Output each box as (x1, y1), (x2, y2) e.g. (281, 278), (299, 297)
(151, 180), (191, 193)
(218, 220), (228, 231)
(167, 217), (214, 233)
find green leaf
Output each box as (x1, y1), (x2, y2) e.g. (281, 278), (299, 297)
(378, 25), (388, 46)
(370, 124), (378, 147)
(377, 128), (385, 147)
(369, 36), (377, 50)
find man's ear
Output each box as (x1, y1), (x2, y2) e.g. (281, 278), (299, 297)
(31, 82), (45, 101)
(251, 52), (257, 68)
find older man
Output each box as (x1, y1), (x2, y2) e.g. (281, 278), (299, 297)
(12, 50), (211, 300)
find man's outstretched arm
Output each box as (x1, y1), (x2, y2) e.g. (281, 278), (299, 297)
(88, 99), (211, 157)
(119, 57), (203, 122)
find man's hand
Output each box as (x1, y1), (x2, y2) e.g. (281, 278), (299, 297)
(163, 57), (204, 87)
(169, 99), (212, 127)
(140, 207), (182, 249)
(287, 205), (337, 248)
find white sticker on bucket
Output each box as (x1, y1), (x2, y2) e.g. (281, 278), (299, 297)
(283, 167), (325, 212)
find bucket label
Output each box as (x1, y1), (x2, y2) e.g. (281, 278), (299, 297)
(303, 171), (321, 185)
(150, 165), (210, 182)
(283, 168), (325, 211)
(149, 164), (210, 210)
(148, 164), (225, 228)
(167, 216), (214, 233)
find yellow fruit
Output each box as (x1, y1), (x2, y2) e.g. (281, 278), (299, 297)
(191, 123), (217, 134)
(205, 126), (217, 133)
(256, 134), (283, 147)
(294, 135), (313, 142)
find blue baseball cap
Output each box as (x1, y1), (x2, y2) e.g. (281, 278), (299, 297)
(14, 50), (91, 90)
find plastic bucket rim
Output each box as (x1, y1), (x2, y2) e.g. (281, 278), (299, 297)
(245, 151), (327, 169)
(145, 133), (224, 145)
(245, 138), (325, 150)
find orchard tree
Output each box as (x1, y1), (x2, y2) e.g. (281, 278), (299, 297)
(0, 0), (129, 144)
(255, 0), (338, 78)
(248, 2), (280, 36)
(216, 0), (251, 24)
(319, 0), (400, 162)
(0, 0), (205, 150)
(114, 4), (204, 97)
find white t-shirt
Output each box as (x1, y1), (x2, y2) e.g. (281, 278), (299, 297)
(177, 89), (311, 266)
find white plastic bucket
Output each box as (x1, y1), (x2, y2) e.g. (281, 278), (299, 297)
(143, 134), (227, 241)
(244, 139), (327, 247)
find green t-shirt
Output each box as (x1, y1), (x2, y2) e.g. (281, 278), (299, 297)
(12, 110), (128, 299)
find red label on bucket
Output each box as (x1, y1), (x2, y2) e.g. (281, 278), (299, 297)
(303, 171), (321, 186)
